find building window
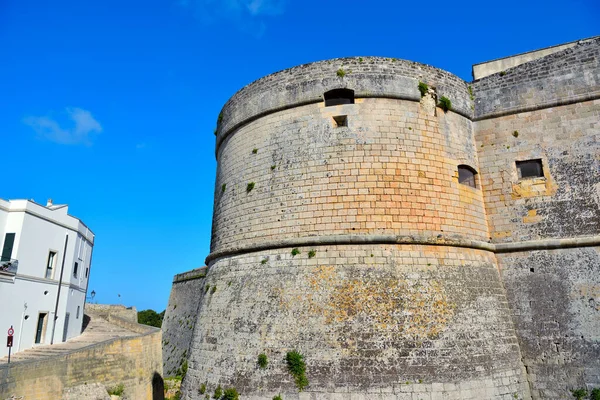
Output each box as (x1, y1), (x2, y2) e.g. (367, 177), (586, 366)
(76, 306), (80, 319)
(324, 89), (354, 106)
(85, 267), (89, 278)
(516, 159), (544, 179)
(73, 262), (79, 278)
(1, 233), (16, 262)
(332, 115), (348, 127)
(458, 165), (477, 188)
(45, 251), (57, 279)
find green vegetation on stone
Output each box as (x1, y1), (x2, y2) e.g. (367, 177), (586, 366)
(438, 96), (452, 112)
(211, 286), (217, 294)
(291, 248), (300, 257)
(247, 182), (255, 193)
(308, 250), (316, 258)
(221, 183), (226, 193)
(591, 388), (600, 400)
(336, 68), (346, 78)
(258, 353), (268, 369)
(252, 148), (258, 154)
(286, 350), (308, 391)
(571, 389), (587, 400)
(418, 82), (428, 97)
(107, 384), (125, 396)
(221, 388), (239, 400)
(273, 395), (283, 400)
(213, 385), (222, 399)
(199, 383), (206, 394)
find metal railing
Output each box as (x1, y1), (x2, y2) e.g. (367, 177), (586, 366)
(0, 257), (18, 275)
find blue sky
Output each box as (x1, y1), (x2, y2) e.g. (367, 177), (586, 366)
(1, 0), (598, 311)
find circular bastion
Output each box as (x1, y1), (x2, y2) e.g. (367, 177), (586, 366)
(182, 57), (531, 400)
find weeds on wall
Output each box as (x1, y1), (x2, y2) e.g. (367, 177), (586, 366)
(213, 385), (222, 399)
(591, 388), (600, 400)
(273, 395), (283, 400)
(418, 82), (429, 97)
(572, 389), (588, 400)
(438, 96), (452, 112)
(217, 112), (223, 125)
(468, 85), (474, 101)
(247, 182), (255, 193)
(199, 383), (206, 394)
(358, 57), (363, 63)
(221, 184), (226, 193)
(107, 384), (125, 396)
(252, 148), (258, 154)
(271, 165), (276, 171)
(205, 285), (210, 294)
(261, 258), (268, 265)
(512, 131), (519, 137)
(308, 250), (316, 258)
(222, 388), (240, 400)
(286, 350), (308, 391)
(291, 248), (300, 257)
(258, 353), (268, 369)
(336, 68), (346, 78)
(499, 71), (506, 76)
(211, 286), (217, 294)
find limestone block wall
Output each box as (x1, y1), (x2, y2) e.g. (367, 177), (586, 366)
(212, 96), (487, 257)
(86, 303), (138, 323)
(498, 248), (600, 399)
(182, 245), (529, 400)
(0, 328), (162, 400)
(162, 268), (207, 377)
(474, 99), (600, 242)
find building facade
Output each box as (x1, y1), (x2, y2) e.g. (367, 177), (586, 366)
(175, 37), (599, 399)
(0, 199), (94, 358)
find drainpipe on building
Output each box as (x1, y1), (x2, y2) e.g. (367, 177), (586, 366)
(17, 302), (27, 351)
(50, 233), (68, 345)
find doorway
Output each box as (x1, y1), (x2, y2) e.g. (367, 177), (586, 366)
(35, 312), (48, 344)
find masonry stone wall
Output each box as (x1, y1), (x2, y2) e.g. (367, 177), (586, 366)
(86, 303), (138, 323)
(162, 268), (207, 377)
(170, 40), (600, 400)
(0, 327), (162, 400)
(498, 248), (600, 399)
(473, 37), (600, 119)
(212, 97), (486, 257)
(183, 245), (529, 400)
(474, 99), (600, 242)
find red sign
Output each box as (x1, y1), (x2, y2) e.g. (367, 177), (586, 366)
(7, 327), (14, 336)
(7, 336), (13, 347)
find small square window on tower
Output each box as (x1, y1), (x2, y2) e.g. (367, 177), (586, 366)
(516, 159), (544, 179)
(333, 115), (347, 128)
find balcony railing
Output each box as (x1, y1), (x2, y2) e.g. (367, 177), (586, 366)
(0, 258), (18, 276)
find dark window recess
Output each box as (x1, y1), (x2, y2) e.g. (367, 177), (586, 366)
(324, 89), (354, 106)
(85, 267), (89, 278)
(73, 262), (79, 278)
(1, 233), (15, 261)
(333, 115), (347, 127)
(458, 165), (477, 188)
(517, 159), (544, 179)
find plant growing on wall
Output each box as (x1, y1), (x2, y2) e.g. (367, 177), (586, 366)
(308, 250), (316, 258)
(107, 384), (125, 396)
(247, 182), (255, 193)
(336, 68), (346, 78)
(418, 82), (428, 97)
(571, 389), (588, 400)
(213, 385), (222, 399)
(252, 148), (258, 154)
(273, 395), (283, 400)
(591, 388), (600, 400)
(211, 286), (217, 294)
(512, 131), (519, 137)
(438, 96), (452, 112)
(221, 184), (226, 193)
(257, 353), (268, 369)
(286, 350), (308, 391)
(217, 112), (223, 125)
(291, 248), (300, 257)
(222, 388), (240, 400)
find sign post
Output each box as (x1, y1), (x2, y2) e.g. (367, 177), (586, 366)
(7, 326), (14, 364)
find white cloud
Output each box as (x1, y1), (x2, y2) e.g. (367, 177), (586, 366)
(24, 107), (102, 146)
(181, 0), (285, 36)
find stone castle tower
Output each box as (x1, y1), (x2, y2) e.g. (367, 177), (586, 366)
(164, 37), (600, 399)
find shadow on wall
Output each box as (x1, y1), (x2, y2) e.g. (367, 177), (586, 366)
(152, 372), (165, 400)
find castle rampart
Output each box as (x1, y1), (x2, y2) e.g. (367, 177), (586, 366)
(174, 37), (599, 400)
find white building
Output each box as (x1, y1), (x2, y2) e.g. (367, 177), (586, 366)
(0, 198), (94, 357)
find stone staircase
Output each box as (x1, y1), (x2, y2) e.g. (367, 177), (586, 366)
(0, 313), (138, 364)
